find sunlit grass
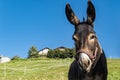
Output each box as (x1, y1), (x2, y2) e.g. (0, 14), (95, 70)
(0, 58), (120, 80)
(107, 59), (120, 80)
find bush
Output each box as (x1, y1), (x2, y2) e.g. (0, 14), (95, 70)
(47, 50), (54, 58)
(47, 48), (75, 59)
(11, 56), (22, 60)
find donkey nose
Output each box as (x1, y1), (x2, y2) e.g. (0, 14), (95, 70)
(79, 53), (91, 68)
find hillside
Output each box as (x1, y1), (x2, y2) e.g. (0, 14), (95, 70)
(0, 58), (120, 80)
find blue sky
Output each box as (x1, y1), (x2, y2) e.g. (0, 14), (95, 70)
(0, 0), (120, 58)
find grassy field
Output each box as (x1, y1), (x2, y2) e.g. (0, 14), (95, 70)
(0, 58), (120, 80)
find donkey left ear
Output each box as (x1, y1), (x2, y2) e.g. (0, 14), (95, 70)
(65, 3), (80, 26)
(87, 1), (96, 25)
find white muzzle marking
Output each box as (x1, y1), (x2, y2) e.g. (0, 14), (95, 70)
(79, 53), (92, 73)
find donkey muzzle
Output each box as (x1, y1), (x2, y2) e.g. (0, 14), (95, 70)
(78, 52), (92, 73)
(77, 47), (99, 73)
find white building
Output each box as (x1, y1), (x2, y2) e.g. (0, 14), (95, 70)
(55, 46), (66, 51)
(38, 48), (50, 55)
(0, 55), (11, 63)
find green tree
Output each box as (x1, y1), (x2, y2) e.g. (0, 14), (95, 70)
(47, 47), (75, 59)
(47, 50), (54, 58)
(28, 46), (39, 58)
(11, 55), (21, 60)
(66, 48), (75, 58)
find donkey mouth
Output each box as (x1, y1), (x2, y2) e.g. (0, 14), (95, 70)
(78, 53), (93, 73)
(78, 48), (98, 61)
(77, 48), (98, 73)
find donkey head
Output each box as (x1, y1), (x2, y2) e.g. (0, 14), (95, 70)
(65, 1), (103, 73)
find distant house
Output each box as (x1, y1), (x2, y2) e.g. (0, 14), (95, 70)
(0, 55), (11, 63)
(55, 46), (66, 51)
(38, 47), (50, 55)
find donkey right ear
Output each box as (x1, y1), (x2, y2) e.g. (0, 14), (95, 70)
(86, 1), (96, 25)
(65, 3), (80, 26)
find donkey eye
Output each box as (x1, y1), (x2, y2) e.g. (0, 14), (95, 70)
(90, 35), (96, 39)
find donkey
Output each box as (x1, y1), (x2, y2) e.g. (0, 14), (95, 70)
(65, 0), (108, 80)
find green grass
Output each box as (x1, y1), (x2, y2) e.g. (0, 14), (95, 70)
(0, 58), (120, 80)
(107, 59), (120, 80)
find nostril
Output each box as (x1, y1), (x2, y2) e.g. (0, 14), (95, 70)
(93, 52), (95, 56)
(88, 60), (90, 65)
(84, 60), (90, 68)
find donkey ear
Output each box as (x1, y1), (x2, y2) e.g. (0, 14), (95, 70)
(87, 1), (96, 24)
(65, 3), (80, 26)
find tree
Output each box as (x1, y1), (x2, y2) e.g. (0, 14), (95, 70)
(66, 48), (75, 58)
(28, 46), (39, 58)
(47, 47), (75, 59)
(47, 50), (54, 58)
(11, 55), (21, 60)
